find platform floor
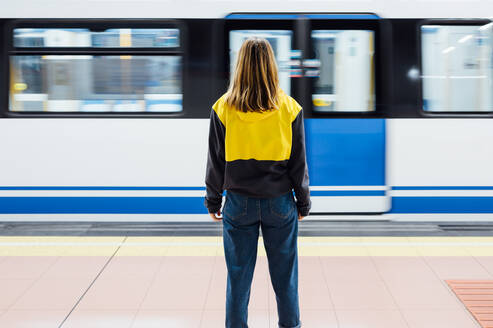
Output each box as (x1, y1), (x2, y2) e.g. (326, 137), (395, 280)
(0, 235), (492, 327)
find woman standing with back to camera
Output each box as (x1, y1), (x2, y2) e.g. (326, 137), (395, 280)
(205, 37), (310, 328)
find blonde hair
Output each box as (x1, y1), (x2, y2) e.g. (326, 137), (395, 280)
(224, 37), (280, 112)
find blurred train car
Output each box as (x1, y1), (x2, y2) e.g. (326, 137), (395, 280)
(0, 0), (492, 222)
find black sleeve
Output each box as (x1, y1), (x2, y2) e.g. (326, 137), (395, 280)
(287, 109), (311, 216)
(204, 109), (226, 213)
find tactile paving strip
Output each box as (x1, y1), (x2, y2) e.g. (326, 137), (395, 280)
(446, 280), (493, 328)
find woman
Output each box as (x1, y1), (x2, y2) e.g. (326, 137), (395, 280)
(204, 37), (310, 328)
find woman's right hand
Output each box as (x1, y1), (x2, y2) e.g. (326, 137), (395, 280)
(298, 215), (305, 221)
(209, 211), (222, 222)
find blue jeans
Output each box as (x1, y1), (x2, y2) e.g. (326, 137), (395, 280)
(222, 190), (301, 328)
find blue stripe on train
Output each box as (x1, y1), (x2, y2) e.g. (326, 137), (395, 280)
(391, 197), (493, 213)
(0, 197), (208, 214)
(0, 191), (383, 214)
(0, 195), (492, 214)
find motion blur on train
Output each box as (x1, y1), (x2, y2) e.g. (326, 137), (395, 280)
(0, 0), (492, 222)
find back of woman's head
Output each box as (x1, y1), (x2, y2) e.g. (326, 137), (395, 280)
(224, 37), (280, 112)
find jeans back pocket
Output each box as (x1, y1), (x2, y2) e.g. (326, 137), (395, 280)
(223, 191), (248, 220)
(269, 192), (296, 219)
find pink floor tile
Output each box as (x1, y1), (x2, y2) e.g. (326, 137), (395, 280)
(321, 256), (381, 283)
(2, 255), (489, 328)
(140, 274), (210, 310)
(247, 309), (271, 327)
(298, 257), (325, 282)
(0, 256), (59, 280)
(0, 309), (66, 328)
(62, 309), (137, 328)
(201, 310), (269, 328)
(42, 256), (109, 280)
(204, 287), (227, 311)
(337, 309), (408, 328)
(329, 280), (397, 310)
(158, 257), (215, 278)
(77, 275), (152, 310)
(402, 309), (480, 328)
(131, 310), (201, 328)
(203, 273), (226, 310)
(204, 258), (227, 310)
(474, 257), (493, 276)
(249, 267), (270, 310)
(270, 309), (337, 328)
(213, 256), (228, 274)
(423, 256), (493, 280)
(10, 278), (89, 310)
(297, 258), (326, 285)
(200, 310), (225, 328)
(298, 256), (327, 286)
(255, 256), (269, 271)
(385, 279), (462, 310)
(102, 256), (163, 279)
(267, 279), (276, 308)
(298, 278), (333, 310)
(0, 279), (36, 309)
(372, 257), (440, 284)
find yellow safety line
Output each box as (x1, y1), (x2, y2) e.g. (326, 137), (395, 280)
(0, 236), (493, 257)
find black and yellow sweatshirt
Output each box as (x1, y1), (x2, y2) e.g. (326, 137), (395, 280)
(204, 89), (311, 216)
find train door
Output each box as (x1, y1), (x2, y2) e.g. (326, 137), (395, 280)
(221, 14), (390, 214)
(303, 14), (389, 213)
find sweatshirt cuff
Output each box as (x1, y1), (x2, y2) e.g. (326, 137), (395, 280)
(297, 203), (310, 217)
(204, 197), (222, 214)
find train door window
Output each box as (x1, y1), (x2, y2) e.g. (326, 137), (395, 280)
(229, 30), (293, 95)
(421, 24), (493, 112)
(310, 30), (375, 112)
(9, 26), (183, 113)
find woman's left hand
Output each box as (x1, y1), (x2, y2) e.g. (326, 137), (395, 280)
(209, 211), (222, 221)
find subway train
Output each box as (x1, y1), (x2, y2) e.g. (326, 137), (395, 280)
(0, 0), (492, 222)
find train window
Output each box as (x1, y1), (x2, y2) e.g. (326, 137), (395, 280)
(9, 26), (183, 113)
(13, 28), (180, 48)
(421, 24), (493, 112)
(10, 56), (182, 112)
(311, 30), (375, 112)
(229, 30), (293, 95)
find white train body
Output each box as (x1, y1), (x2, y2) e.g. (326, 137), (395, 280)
(0, 0), (492, 221)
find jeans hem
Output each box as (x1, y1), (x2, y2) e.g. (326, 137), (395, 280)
(279, 321), (301, 328)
